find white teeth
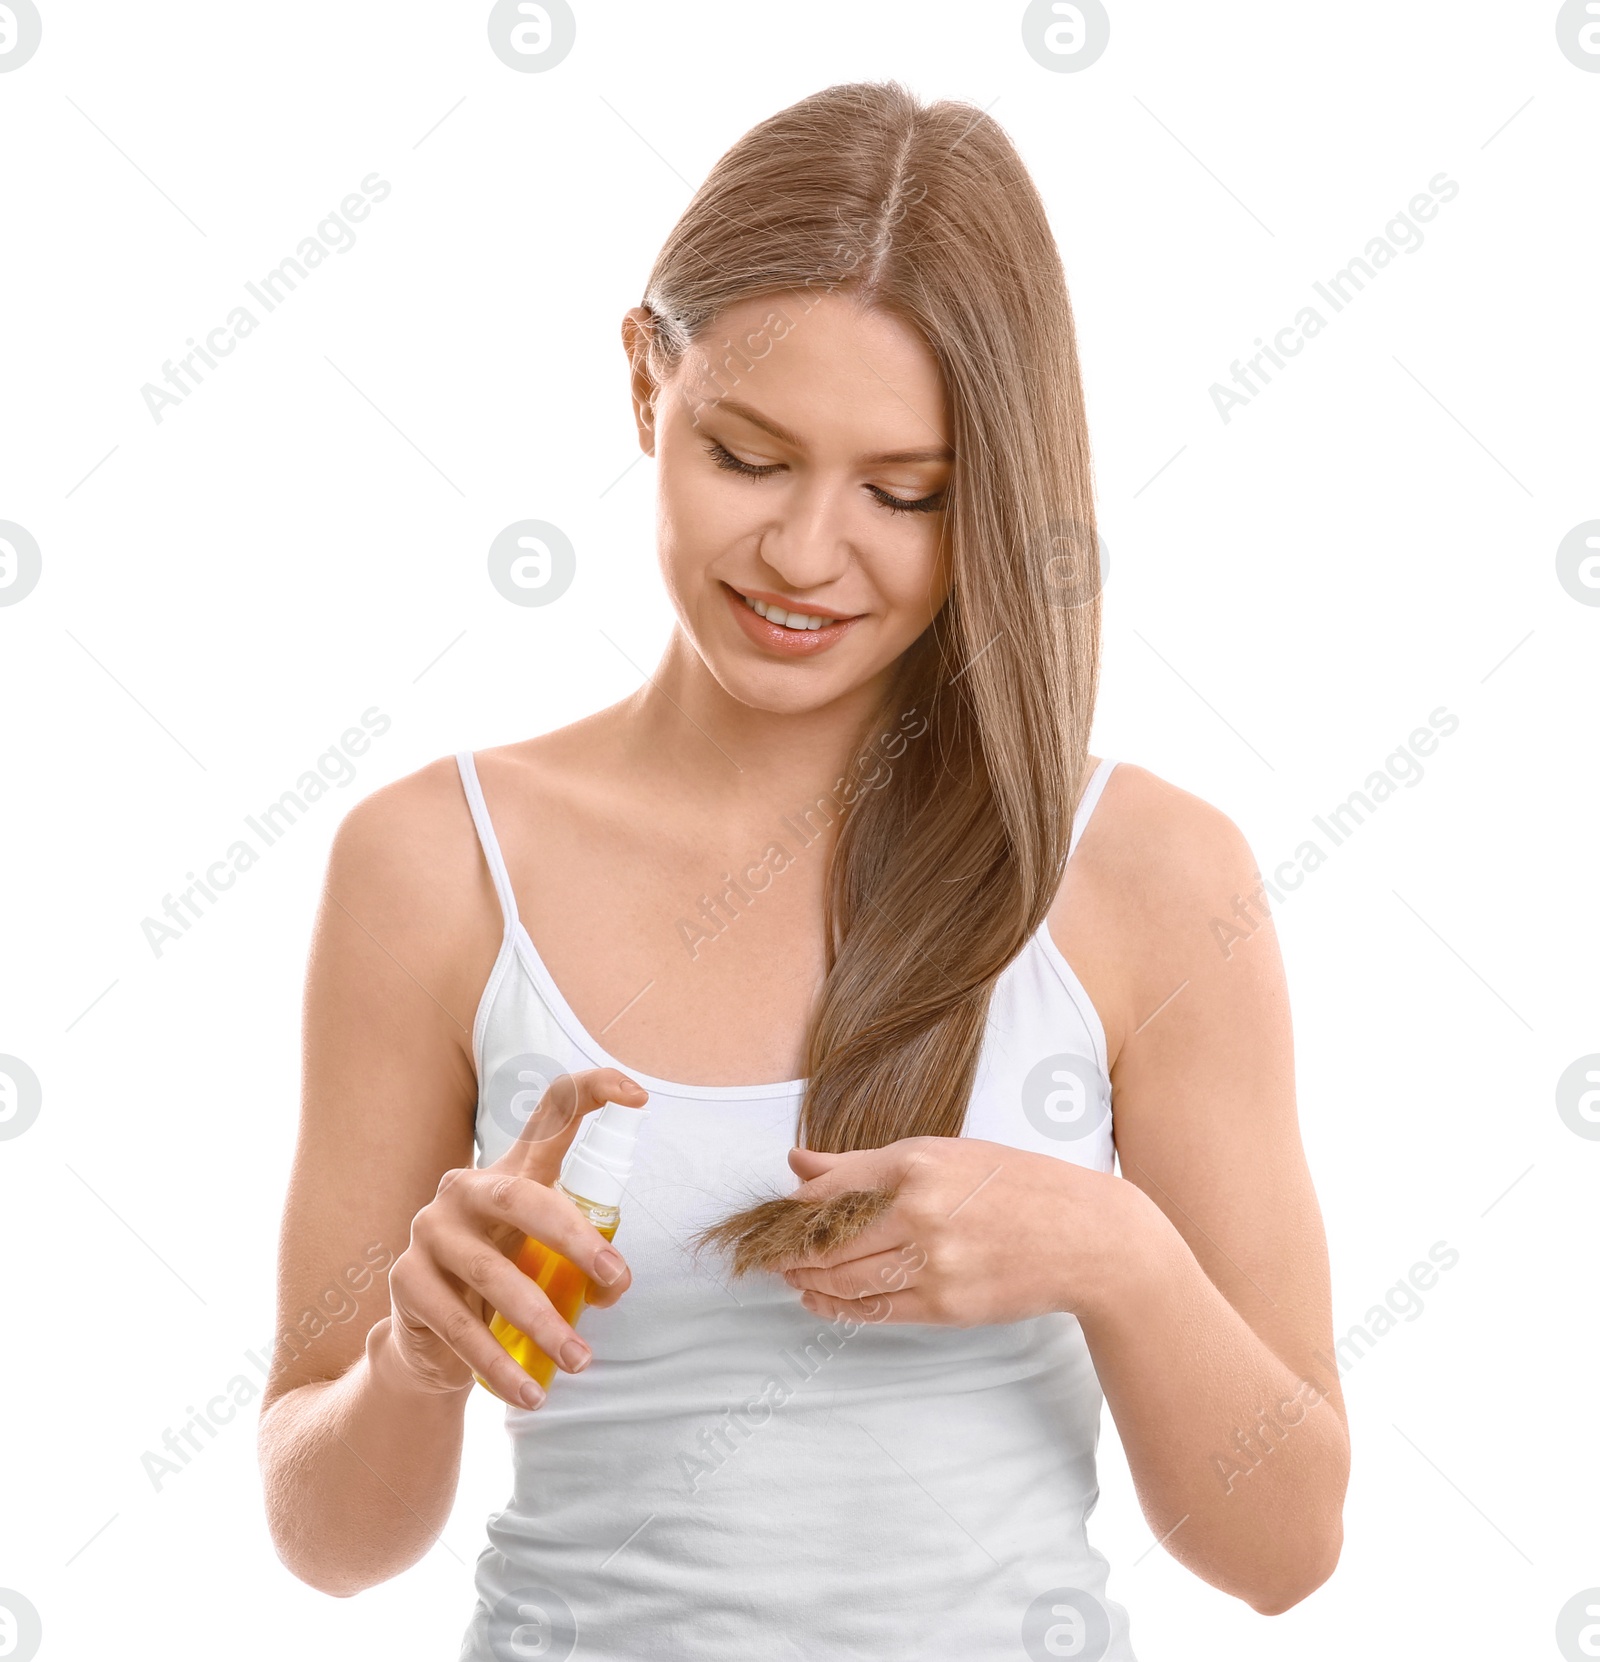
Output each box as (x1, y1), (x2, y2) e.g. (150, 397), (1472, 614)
(743, 594), (832, 631)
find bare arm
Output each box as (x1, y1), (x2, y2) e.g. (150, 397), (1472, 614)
(1062, 765), (1349, 1613)
(257, 759), (641, 1596)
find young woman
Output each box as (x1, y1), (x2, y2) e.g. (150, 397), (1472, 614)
(258, 81), (1348, 1660)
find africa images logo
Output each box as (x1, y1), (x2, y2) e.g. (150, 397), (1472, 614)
(0, 1), (43, 72)
(0, 521), (42, 606)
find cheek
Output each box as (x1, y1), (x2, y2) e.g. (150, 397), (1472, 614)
(874, 521), (950, 622)
(656, 458), (753, 576)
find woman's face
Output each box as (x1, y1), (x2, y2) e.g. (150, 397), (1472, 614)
(624, 290), (954, 715)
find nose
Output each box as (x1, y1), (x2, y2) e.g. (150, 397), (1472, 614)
(756, 478), (853, 593)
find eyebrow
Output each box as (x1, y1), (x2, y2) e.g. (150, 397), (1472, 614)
(710, 397), (954, 466)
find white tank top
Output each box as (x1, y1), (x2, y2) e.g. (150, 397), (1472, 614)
(453, 750), (1136, 1662)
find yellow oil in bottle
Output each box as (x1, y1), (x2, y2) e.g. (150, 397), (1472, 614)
(474, 1185), (620, 1395)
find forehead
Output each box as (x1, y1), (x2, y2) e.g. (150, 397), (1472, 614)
(678, 289), (950, 453)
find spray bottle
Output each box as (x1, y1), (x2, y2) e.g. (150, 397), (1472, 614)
(475, 1099), (649, 1396)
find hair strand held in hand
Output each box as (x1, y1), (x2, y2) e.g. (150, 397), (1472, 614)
(688, 1185), (899, 1278)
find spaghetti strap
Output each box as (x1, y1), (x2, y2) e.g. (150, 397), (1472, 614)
(455, 751), (522, 939)
(1068, 756), (1118, 860)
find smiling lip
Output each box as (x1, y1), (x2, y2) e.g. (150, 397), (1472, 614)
(722, 582), (863, 656)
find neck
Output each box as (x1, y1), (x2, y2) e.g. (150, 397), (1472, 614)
(616, 626), (898, 820)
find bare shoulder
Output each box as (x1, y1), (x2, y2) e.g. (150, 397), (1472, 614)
(1048, 760), (1277, 1071)
(328, 754), (483, 930)
(1079, 761), (1260, 911)
(321, 752), (503, 1047)
(335, 709), (634, 1009)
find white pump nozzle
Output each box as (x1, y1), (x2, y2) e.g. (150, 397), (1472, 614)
(557, 1100), (649, 1208)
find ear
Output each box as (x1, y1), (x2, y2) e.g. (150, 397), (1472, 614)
(620, 305), (660, 457)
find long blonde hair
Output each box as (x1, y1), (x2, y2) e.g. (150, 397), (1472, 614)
(640, 81), (1101, 1194)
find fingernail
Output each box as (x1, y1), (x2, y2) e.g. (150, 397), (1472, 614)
(520, 1380), (546, 1409)
(595, 1248), (626, 1284)
(561, 1338), (592, 1371)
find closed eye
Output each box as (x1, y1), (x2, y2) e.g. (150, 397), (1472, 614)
(875, 487), (945, 515)
(702, 438), (945, 517)
(703, 438), (780, 481)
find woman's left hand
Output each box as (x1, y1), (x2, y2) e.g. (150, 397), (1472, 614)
(773, 1136), (1141, 1328)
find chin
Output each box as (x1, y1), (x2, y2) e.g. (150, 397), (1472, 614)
(705, 652), (859, 715)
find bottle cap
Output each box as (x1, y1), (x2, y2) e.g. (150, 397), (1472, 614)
(558, 1100), (649, 1208)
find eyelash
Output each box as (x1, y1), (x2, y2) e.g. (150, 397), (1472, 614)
(702, 438), (945, 516)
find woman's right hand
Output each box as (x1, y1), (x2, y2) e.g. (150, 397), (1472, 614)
(374, 1067), (648, 1409)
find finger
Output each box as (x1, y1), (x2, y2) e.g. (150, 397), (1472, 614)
(783, 1138), (924, 1211)
(462, 1169), (633, 1306)
(433, 1224), (594, 1378)
(786, 1147), (843, 1179)
(496, 1067), (649, 1187)
(795, 1283), (921, 1325)
(784, 1240), (928, 1301)
(784, 1143), (892, 1197)
(391, 1279), (549, 1409)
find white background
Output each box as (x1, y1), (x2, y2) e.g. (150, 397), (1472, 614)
(1, 2), (1595, 1658)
